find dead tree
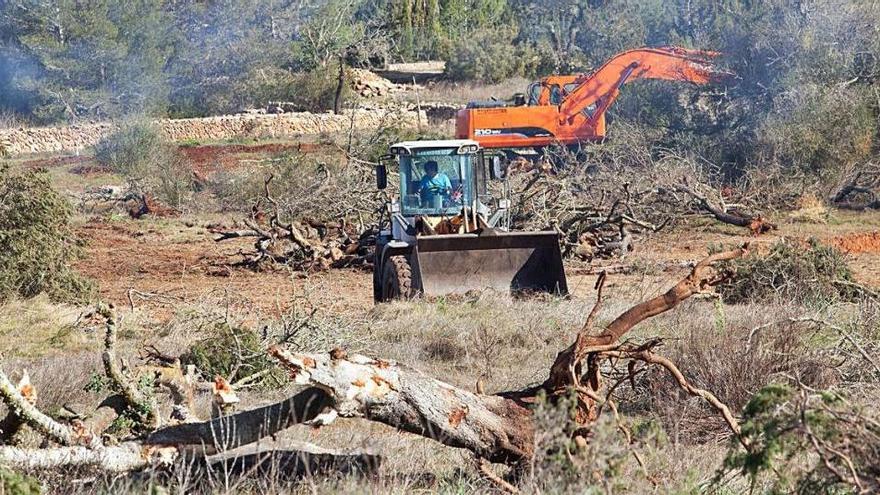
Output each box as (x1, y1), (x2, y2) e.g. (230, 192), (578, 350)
(267, 246), (750, 477)
(0, 248), (748, 490)
(0, 305), (378, 477)
(676, 184), (776, 234)
(214, 175), (373, 271)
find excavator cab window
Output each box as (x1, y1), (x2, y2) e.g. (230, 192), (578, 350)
(398, 149), (475, 217)
(527, 83), (541, 106)
(549, 85), (563, 105)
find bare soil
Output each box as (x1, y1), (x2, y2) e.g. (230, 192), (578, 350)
(74, 218), (373, 319)
(21, 139), (880, 318)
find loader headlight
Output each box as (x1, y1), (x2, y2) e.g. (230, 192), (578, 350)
(388, 202), (401, 213)
(497, 199), (511, 210)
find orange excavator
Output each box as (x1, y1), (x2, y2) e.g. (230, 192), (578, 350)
(455, 47), (727, 150)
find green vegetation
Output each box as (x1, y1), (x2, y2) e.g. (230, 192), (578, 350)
(719, 240), (855, 304)
(1, 0), (877, 201)
(185, 322), (284, 387)
(720, 384), (879, 493)
(94, 121), (194, 208)
(0, 466), (41, 495)
(0, 165), (92, 303)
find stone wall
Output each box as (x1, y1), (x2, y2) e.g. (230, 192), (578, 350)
(0, 108), (424, 156)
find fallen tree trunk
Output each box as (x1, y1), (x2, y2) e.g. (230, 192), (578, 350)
(269, 347), (535, 465)
(677, 185), (775, 234)
(146, 387), (331, 454)
(267, 246), (747, 470)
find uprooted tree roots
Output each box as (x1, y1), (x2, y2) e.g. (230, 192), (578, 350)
(0, 246), (756, 491)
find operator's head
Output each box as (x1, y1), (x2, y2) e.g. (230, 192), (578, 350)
(423, 160), (439, 177)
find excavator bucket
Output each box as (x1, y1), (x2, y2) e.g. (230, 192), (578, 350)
(410, 231), (568, 297)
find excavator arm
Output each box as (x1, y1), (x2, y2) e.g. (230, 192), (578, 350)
(558, 47), (726, 125)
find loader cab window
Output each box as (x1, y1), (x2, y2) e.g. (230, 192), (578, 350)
(398, 149), (475, 217)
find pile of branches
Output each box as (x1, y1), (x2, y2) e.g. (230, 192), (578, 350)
(214, 175), (376, 271)
(831, 165), (880, 210)
(506, 151), (775, 262)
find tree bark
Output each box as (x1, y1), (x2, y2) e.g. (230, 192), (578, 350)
(146, 388), (331, 454)
(269, 347), (534, 465)
(543, 246), (746, 393)
(334, 58), (345, 115)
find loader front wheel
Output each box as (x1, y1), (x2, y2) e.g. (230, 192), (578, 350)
(381, 255), (414, 301)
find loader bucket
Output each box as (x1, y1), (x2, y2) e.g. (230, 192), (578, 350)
(411, 231), (568, 297)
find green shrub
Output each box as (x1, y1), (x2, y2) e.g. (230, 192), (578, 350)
(719, 239), (854, 304)
(757, 85), (876, 188)
(720, 385), (879, 493)
(444, 29), (538, 83)
(0, 165), (93, 302)
(0, 466), (41, 495)
(94, 121), (194, 208)
(237, 67), (349, 113)
(184, 322), (284, 388)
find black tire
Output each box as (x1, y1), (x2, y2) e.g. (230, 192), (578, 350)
(380, 255), (413, 301)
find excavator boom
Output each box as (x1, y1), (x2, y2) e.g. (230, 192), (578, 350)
(558, 47), (723, 122)
(456, 47), (728, 149)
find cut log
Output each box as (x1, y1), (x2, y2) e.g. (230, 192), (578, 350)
(0, 443), (178, 472)
(146, 387), (331, 454)
(269, 347), (534, 465)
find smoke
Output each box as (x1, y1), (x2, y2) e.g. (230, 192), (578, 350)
(0, 43), (45, 118)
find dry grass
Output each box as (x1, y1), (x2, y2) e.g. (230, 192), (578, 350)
(0, 296), (91, 357)
(2, 280), (875, 493)
(0, 111), (23, 130)
(788, 194), (830, 224)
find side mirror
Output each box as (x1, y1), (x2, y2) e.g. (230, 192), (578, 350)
(375, 164), (388, 190)
(376, 154), (393, 190)
(489, 156), (508, 180)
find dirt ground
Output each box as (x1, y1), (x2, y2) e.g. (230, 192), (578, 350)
(55, 144), (880, 321)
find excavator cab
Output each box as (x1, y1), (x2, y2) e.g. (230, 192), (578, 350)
(372, 139), (567, 302)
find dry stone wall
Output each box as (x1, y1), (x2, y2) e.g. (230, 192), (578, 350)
(0, 108), (424, 156)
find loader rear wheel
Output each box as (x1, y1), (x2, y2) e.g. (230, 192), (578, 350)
(381, 255), (414, 301)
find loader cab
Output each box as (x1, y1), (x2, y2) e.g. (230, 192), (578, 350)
(382, 140), (489, 219)
(392, 143), (479, 217)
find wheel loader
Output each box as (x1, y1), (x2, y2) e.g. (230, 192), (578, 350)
(372, 139), (567, 302)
